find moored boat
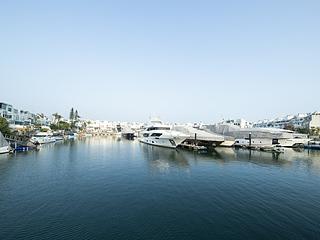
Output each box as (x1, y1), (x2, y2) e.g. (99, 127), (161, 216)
(0, 131), (11, 154)
(65, 132), (78, 139)
(30, 132), (56, 144)
(52, 132), (65, 141)
(139, 119), (188, 149)
(305, 140), (320, 150)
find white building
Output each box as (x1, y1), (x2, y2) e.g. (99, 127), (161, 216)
(254, 113), (311, 129)
(0, 102), (40, 125)
(309, 112), (320, 130)
(219, 119), (253, 129)
(86, 120), (117, 134)
(0, 103), (14, 123)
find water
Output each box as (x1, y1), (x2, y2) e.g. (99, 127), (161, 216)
(1, 137), (320, 240)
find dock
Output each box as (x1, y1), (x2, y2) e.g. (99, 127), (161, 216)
(5, 135), (39, 151)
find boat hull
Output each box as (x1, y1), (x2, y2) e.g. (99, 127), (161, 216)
(220, 140), (235, 147)
(139, 136), (186, 149)
(30, 137), (56, 144)
(53, 136), (65, 141)
(0, 146), (11, 154)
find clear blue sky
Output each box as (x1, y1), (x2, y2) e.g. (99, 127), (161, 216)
(1, 0), (319, 122)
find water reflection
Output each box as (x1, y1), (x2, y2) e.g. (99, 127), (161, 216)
(140, 144), (189, 172)
(139, 142), (320, 173)
(1, 138), (320, 174)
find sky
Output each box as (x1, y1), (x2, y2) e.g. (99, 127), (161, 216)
(0, 0), (319, 123)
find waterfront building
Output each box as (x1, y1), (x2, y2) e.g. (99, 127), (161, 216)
(253, 113), (312, 130)
(17, 110), (36, 125)
(219, 118), (253, 129)
(0, 103), (14, 122)
(35, 113), (51, 126)
(86, 120), (117, 134)
(0, 102), (40, 125)
(309, 112), (320, 134)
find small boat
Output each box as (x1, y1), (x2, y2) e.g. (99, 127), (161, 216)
(0, 132), (11, 154)
(52, 133), (65, 141)
(14, 145), (33, 152)
(305, 140), (320, 150)
(121, 127), (136, 139)
(260, 144), (284, 153)
(30, 132), (56, 144)
(65, 132), (77, 139)
(273, 144), (285, 153)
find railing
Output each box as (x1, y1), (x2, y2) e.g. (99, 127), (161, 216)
(5, 135), (30, 143)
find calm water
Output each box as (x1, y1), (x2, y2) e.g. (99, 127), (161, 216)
(1, 137), (320, 240)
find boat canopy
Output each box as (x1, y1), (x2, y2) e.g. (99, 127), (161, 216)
(0, 131), (9, 148)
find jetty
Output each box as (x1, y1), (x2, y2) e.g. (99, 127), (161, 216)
(5, 134), (39, 151)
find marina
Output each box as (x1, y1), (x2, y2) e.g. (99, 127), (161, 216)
(1, 1), (320, 239)
(1, 116), (320, 155)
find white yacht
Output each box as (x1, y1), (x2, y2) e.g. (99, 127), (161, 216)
(278, 138), (310, 148)
(30, 132), (56, 144)
(234, 137), (310, 148)
(139, 119), (189, 149)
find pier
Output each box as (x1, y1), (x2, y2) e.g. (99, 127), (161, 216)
(4, 135), (39, 151)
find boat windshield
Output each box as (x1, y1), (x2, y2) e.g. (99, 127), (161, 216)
(151, 133), (162, 137)
(34, 135), (48, 137)
(146, 127), (170, 131)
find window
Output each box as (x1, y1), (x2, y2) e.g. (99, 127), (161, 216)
(147, 127), (170, 131)
(151, 133), (162, 137)
(169, 139), (176, 146)
(143, 133), (149, 137)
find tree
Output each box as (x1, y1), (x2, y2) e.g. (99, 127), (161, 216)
(50, 121), (71, 131)
(310, 127), (320, 136)
(0, 117), (11, 136)
(52, 113), (62, 124)
(69, 108), (74, 121)
(296, 127), (309, 134)
(75, 110), (80, 121)
(50, 124), (59, 131)
(58, 121), (71, 131)
(80, 121), (87, 131)
(40, 127), (49, 132)
(284, 124), (295, 131)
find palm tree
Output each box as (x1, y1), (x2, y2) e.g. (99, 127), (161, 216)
(52, 113), (62, 124)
